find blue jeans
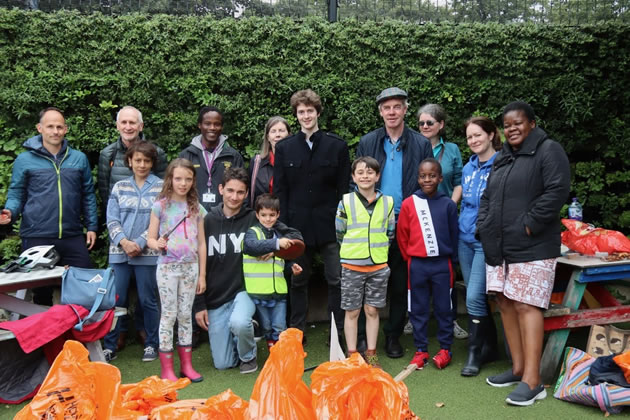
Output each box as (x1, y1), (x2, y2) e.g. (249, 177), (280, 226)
(458, 239), (488, 317)
(257, 299), (287, 341)
(104, 263), (160, 350)
(207, 291), (256, 369)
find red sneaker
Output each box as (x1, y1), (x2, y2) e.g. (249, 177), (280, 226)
(432, 349), (452, 369)
(410, 351), (429, 369)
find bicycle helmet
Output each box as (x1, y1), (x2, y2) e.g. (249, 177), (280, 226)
(0, 245), (60, 273)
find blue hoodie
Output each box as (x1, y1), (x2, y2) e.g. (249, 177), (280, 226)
(458, 152), (497, 243)
(4, 135), (98, 238)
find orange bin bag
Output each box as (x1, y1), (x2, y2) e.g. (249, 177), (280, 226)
(561, 219), (630, 255)
(147, 398), (206, 420)
(149, 390), (249, 420)
(613, 351), (630, 383)
(311, 352), (419, 420)
(117, 376), (190, 415)
(15, 340), (122, 420)
(248, 328), (316, 419)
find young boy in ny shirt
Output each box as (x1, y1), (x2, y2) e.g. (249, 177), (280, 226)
(336, 157), (395, 367)
(397, 158), (459, 369)
(242, 193), (303, 349)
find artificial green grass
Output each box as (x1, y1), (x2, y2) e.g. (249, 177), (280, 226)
(1, 318), (616, 419)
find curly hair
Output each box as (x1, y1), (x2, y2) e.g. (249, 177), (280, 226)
(158, 158), (199, 216)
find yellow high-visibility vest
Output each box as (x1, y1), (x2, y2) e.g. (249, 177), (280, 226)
(243, 226), (287, 296)
(340, 192), (393, 264)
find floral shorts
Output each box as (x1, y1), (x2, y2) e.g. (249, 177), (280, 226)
(486, 258), (557, 309)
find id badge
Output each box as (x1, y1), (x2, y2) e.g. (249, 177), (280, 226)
(203, 192), (216, 203)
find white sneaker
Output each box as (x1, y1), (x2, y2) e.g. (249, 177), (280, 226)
(403, 320), (413, 335)
(453, 321), (469, 339)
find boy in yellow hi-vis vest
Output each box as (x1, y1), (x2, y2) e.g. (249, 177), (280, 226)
(242, 193), (303, 349)
(336, 157), (395, 367)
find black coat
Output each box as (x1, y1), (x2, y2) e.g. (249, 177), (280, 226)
(477, 127), (571, 266)
(356, 126), (432, 201)
(248, 154), (273, 207)
(273, 130), (351, 247)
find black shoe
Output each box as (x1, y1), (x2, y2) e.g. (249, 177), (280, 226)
(253, 319), (263, 343)
(506, 382), (546, 406)
(384, 335), (404, 358)
(302, 334), (308, 347)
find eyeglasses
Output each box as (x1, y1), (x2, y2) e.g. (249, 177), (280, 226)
(418, 120), (438, 127)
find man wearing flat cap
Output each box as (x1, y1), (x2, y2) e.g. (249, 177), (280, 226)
(355, 87), (432, 358)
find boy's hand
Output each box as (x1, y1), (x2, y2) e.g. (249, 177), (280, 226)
(278, 237), (293, 249)
(196, 276), (206, 294)
(291, 264), (303, 275)
(195, 310), (209, 331)
(257, 252), (274, 261)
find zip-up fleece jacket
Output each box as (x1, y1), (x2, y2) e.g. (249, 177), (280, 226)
(396, 190), (458, 263)
(98, 135), (168, 206)
(477, 127), (570, 266)
(458, 152), (497, 244)
(193, 204), (257, 312)
(4, 135), (98, 238)
(178, 135), (244, 212)
(355, 126), (433, 202)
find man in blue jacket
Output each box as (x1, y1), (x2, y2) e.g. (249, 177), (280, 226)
(355, 87), (433, 358)
(0, 107), (98, 305)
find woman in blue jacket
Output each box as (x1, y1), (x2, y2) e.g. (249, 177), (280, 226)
(459, 116), (501, 377)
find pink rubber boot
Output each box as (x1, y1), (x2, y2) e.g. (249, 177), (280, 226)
(177, 346), (203, 383)
(159, 351), (178, 381)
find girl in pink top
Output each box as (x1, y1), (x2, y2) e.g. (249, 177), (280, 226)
(148, 158), (207, 382)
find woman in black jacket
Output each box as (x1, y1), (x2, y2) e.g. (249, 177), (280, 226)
(477, 101), (570, 406)
(248, 116), (290, 207)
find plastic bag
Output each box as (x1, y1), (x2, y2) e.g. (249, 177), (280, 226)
(14, 340), (121, 420)
(150, 390), (249, 420)
(118, 375), (190, 415)
(248, 328), (316, 419)
(310, 352), (418, 420)
(614, 351), (630, 384)
(561, 219), (630, 255)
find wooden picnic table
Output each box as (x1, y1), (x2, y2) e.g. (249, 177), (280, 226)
(0, 266), (125, 361)
(540, 255), (630, 384)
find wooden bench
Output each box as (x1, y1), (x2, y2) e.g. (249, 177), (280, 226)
(540, 256), (630, 384)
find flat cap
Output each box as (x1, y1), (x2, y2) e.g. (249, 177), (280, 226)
(376, 87), (408, 104)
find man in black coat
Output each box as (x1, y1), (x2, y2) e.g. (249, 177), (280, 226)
(355, 87), (433, 358)
(273, 89), (351, 342)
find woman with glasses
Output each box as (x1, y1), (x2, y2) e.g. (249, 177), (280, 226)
(417, 104), (463, 204)
(416, 103), (466, 340)
(459, 116), (501, 377)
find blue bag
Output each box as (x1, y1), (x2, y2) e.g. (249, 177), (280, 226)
(60, 267), (116, 331)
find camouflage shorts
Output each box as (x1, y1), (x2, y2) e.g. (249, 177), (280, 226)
(341, 265), (390, 310)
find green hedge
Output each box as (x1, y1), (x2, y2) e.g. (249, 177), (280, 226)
(0, 10), (629, 262)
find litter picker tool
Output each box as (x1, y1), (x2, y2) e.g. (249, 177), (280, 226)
(161, 212), (188, 255)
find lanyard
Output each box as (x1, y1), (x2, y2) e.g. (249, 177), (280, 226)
(202, 147), (219, 189)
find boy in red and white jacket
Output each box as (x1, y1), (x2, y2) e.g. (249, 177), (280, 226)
(397, 158), (459, 369)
